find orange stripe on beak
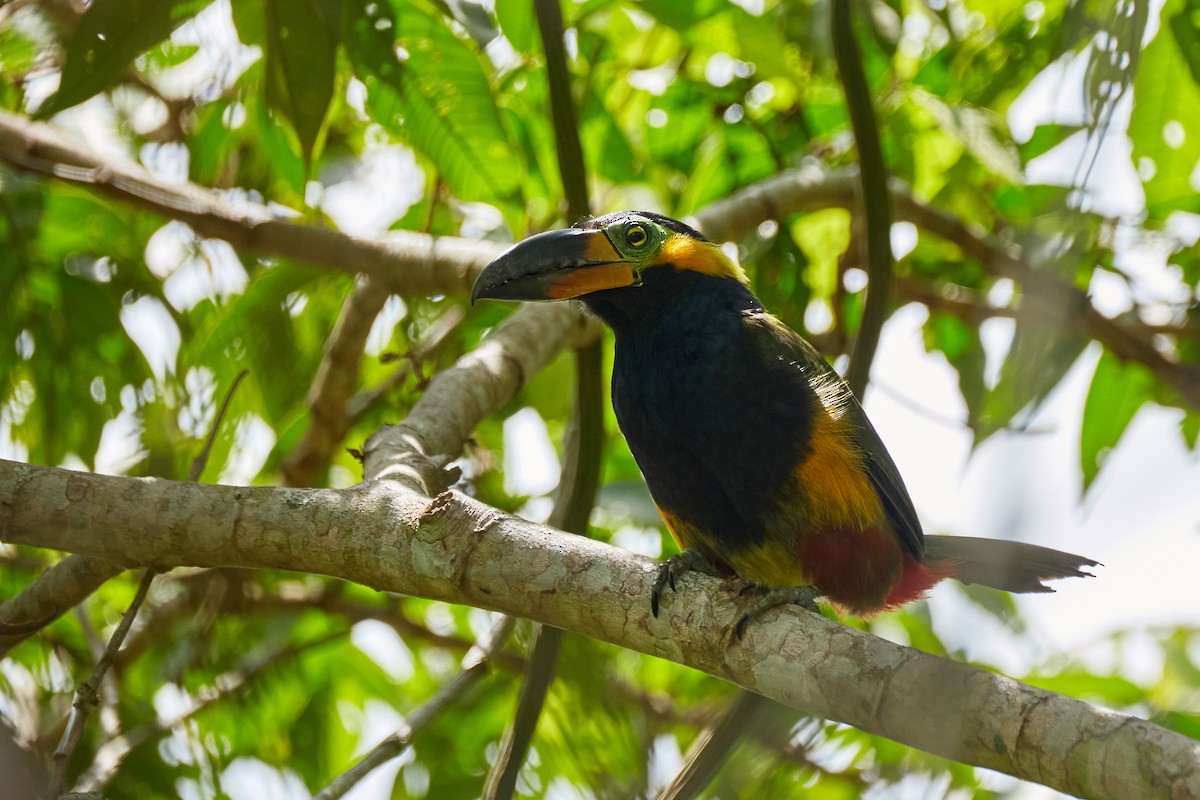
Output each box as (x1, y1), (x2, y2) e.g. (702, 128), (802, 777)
(547, 262), (637, 299)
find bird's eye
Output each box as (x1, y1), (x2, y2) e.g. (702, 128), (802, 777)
(626, 224), (649, 248)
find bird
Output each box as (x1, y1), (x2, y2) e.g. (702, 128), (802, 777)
(471, 211), (1098, 625)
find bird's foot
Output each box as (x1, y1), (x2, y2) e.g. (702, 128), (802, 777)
(730, 584), (823, 642)
(651, 550), (721, 617)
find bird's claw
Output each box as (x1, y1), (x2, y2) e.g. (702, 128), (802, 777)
(730, 584), (822, 643)
(651, 549), (720, 618)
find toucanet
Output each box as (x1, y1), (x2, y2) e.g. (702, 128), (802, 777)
(472, 211), (1097, 624)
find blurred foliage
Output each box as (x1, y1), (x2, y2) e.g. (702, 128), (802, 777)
(2, 0), (1199, 797)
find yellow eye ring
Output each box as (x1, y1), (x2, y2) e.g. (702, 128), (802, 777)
(626, 224), (648, 248)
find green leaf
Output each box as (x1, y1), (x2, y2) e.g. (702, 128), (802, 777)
(265, 0), (344, 165)
(191, 263), (325, 421)
(231, 0), (267, 47)
(1170, 0), (1200, 87)
(1182, 411), (1200, 450)
(580, 93), (637, 183)
(344, 0), (523, 205)
(790, 209), (852, 301)
(924, 312), (987, 429)
(976, 292), (1089, 442)
(956, 583), (1025, 635)
(638, 0), (727, 31)
(0, 22), (39, 76)
(914, 90), (1021, 183)
(1019, 123), (1079, 163)
(1080, 350), (1154, 490)
(495, 0), (536, 52)
(647, 81), (715, 171)
(1156, 710), (1200, 741)
(1130, 0), (1200, 216)
(1025, 672), (1147, 706)
(256, 97), (309, 195)
(39, 0), (209, 116)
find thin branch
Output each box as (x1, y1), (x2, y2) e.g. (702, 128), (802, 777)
(75, 629), (350, 793)
(484, 622), (563, 800)
(0, 555), (122, 657)
(3, 108), (1195, 406)
(484, 2), (606, 796)
(47, 568), (154, 797)
(832, 0), (895, 399)
(694, 168), (1200, 409)
(537, 0), (589, 223)
(189, 369), (248, 482)
(0, 110), (505, 297)
(658, 691), (773, 800)
(895, 277), (1018, 323)
(282, 278), (389, 487)
(663, 9), (903, 796)
(313, 615), (517, 800)
(344, 305), (467, 421)
(70, 606), (121, 741)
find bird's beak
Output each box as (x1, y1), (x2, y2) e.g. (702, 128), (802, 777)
(471, 227), (637, 304)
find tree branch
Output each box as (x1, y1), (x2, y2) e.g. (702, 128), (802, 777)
(832, 0), (895, 398)
(693, 168), (1200, 409)
(3, 109), (1194, 408)
(2, 458), (1197, 799)
(482, 3), (607, 796)
(0, 554), (121, 657)
(361, 302), (599, 489)
(47, 568), (155, 798)
(0, 109), (504, 297)
(281, 276), (390, 487)
(313, 615), (516, 800)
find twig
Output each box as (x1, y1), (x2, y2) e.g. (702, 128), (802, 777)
(313, 615), (517, 800)
(344, 306), (466, 421)
(189, 369), (248, 482)
(894, 277), (1018, 323)
(75, 628), (349, 793)
(70, 607), (120, 740)
(47, 568), (154, 797)
(282, 279), (389, 487)
(50, 370), (248, 794)
(657, 692), (773, 800)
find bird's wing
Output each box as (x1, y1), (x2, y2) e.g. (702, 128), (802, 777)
(743, 312), (925, 560)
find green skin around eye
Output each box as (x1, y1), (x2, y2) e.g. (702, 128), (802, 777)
(605, 219), (664, 265)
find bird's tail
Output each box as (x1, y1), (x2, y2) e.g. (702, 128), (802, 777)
(923, 535), (1099, 594)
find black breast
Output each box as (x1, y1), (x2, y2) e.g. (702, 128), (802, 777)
(584, 269), (812, 550)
